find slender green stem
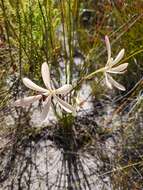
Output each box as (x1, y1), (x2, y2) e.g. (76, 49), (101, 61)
(1, 0), (14, 66)
(38, 0), (49, 63)
(16, 0), (22, 79)
(84, 67), (105, 80)
(68, 67), (105, 94)
(67, 0), (73, 84)
(59, 0), (68, 83)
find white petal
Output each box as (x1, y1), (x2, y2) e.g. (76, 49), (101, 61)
(23, 78), (48, 93)
(105, 35), (111, 63)
(105, 73), (113, 89)
(14, 95), (42, 107)
(107, 63), (128, 74)
(41, 95), (52, 121)
(107, 74), (126, 91)
(41, 62), (52, 90)
(54, 95), (76, 114)
(111, 49), (125, 66)
(55, 84), (72, 95)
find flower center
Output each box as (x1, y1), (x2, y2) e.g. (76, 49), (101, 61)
(50, 89), (56, 95)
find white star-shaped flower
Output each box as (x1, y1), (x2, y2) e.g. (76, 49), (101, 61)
(104, 35), (128, 91)
(14, 62), (76, 121)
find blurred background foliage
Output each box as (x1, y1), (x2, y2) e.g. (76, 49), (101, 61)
(0, 0), (143, 105)
(0, 0), (143, 189)
(0, 0), (143, 79)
